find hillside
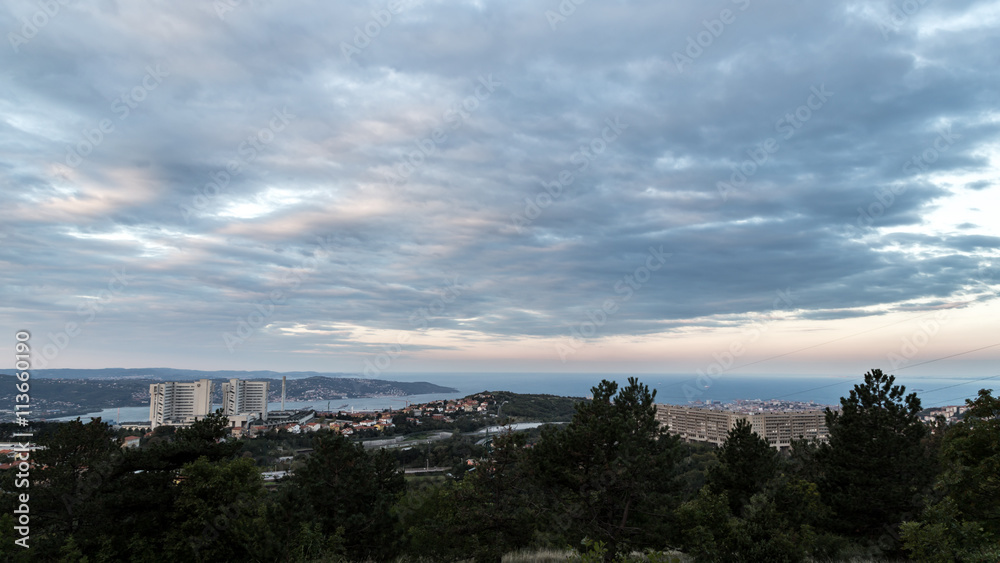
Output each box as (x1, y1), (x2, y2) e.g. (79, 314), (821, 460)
(488, 390), (585, 422)
(33, 367), (380, 380)
(0, 373), (457, 421)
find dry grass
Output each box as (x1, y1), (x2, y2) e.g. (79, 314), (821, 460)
(502, 548), (574, 562)
(494, 549), (903, 563)
(371, 548), (914, 563)
(500, 548), (694, 562)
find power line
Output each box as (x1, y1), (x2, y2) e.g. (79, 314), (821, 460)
(770, 349), (1000, 402)
(895, 342), (1000, 371)
(768, 379), (857, 401)
(648, 300), (999, 404)
(923, 393), (987, 408)
(913, 374), (1000, 395)
(724, 310), (942, 373)
(668, 343), (1000, 404)
(654, 310), (943, 397)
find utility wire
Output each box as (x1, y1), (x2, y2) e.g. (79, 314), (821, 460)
(666, 343), (1000, 403)
(912, 373), (1000, 394)
(724, 310), (942, 373)
(771, 349), (1000, 401)
(653, 310), (942, 397)
(895, 342), (1000, 371)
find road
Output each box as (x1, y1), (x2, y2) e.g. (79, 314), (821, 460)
(403, 466), (451, 474)
(361, 431), (453, 450)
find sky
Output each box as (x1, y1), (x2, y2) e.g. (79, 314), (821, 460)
(1, 0), (999, 379)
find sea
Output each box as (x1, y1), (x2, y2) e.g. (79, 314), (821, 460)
(53, 372), (998, 424)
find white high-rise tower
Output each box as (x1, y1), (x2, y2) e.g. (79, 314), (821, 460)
(149, 379), (214, 429)
(221, 379), (269, 421)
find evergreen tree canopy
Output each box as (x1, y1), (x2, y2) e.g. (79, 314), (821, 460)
(530, 377), (682, 560)
(288, 432), (405, 561)
(818, 368), (932, 542)
(938, 388), (1000, 537)
(707, 418), (779, 516)
(401, 431), (535, 563)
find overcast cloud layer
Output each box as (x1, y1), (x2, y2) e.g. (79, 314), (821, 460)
(2, 0), (999, 376)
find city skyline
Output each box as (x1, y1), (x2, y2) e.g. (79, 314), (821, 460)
(2, 1), (999, 378)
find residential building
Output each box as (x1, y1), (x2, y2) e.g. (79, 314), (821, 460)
(261, 470), (290, 482)
(655, 404), (829, 450)
(746, 409), (828, 449)
(221, 379), (270, 422)
(919, 405), (968, 425)
(149, 379), (214, 429)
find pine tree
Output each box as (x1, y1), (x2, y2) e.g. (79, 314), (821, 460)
(530, 378), (682, 560)
(707, 418), (779, 516)
(287, 433), (405, 561)
(939, 388), (1000, 536)
(817, 368), (932, 544)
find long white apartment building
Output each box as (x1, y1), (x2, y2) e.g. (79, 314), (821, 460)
(655, 404), (830, 450)
(149, 379), (214, 429)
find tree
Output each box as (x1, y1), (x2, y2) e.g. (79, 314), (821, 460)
(706, 418), (779, 516)
(673, 488), (733, 562)
(286, 433), (405, 561)
(901, 388), (1000, 562)
(899, 497), (993, 563)
(678, 420), (830, 561)
(31, 413), (251, 560)
(401, 431), (536, 563)
(165, 457), (268, 562)
(458, 431), (536, 562)
(174, 410), (231, 443)
(817, 368), (932, 544)
(6, 418), (121, 559)
(938, 388), (1000, 536)
(530, 378), (683, 560)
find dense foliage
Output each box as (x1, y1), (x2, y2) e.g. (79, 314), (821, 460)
(2, 371), (998, 562)
(529, 378), (682, 558)
(817, 368), (933, 546)
(489, 391), (583, 422)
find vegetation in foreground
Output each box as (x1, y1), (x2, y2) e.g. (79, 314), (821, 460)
(1, 369), (998, 562)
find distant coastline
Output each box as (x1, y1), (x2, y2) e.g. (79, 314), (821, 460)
(29, 367), (447, 382)
(4, 369), (991, 425)
(0, 371), (457, 423)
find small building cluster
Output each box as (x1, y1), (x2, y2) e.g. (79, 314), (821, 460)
(273, 393), (498, 437)
(919, 404), (968, 425)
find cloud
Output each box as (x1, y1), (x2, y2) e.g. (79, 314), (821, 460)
(2, 0), (999, 371)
